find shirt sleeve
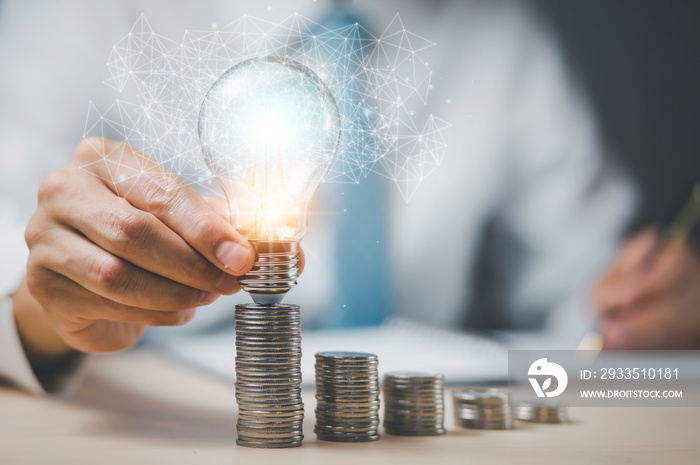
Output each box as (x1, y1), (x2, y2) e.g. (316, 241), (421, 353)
(0, 297), (90, 396)
(0, 212), (89, 396)
(0, 296), (45, 394)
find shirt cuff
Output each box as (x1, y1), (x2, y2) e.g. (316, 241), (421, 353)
(0, 296), (89, 396)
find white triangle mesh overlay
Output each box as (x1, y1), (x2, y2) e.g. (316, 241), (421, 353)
(84, 13), (450, 202)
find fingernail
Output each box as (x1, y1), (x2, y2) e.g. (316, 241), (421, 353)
(215, 273), (240, 294)
(216, 241), (250, 273)
(183, 308), (196, 322)
(199, 292), (219, 305)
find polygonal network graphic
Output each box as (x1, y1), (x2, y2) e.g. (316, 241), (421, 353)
(82, 13), (450, 202)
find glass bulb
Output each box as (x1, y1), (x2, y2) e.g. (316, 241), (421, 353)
(199, 56), (340, 304)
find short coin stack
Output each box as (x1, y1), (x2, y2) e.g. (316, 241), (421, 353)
(452, 388), (514, 430)
(383, 372), (446, 436)
(314, 352), (381, 442)
(234, 303), (304, 448)
(512, 402), (568, 423)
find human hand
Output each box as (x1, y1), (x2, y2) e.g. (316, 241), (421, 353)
(593, 227), (700, 349)
(20, 137), (258, 355)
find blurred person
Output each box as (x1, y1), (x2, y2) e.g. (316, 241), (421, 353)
(1, 0), (698, 396)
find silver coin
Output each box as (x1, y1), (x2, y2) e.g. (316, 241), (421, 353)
(315, 425), (381, 434)
(315, 363), (376, 369)
(384, 428), (446, 436)
(315, 368), (378, 375)
(315, 415), (380, 423)
(237, 421), (304, 430)
(385, 371), (443, 379)
(315, 394), (379, 402)
(381, 372), (446, 436)
(236, 368), (302, 376)
(238, 413), (305, 421)
(236, 381), (302, 389)
(314, 432), (380, 443)
(235, 439), (303, 449)
(236, 335), (302, 341)
(236, 397), (304, 406)
(236, 361), (302, 368)
(512, 402), (567, 423)
(236, 385), (302, 392)
(316, 351), (377, 359)
(236, 379), (303, 386)
(237, 420), (304, 429)
(237, 408), (304, 416)
(237, 398), (304, 406)
(315, 403), (381, 411)
(384, 383), (444, 389)
(236, 303), (300, 310)
(236, 373), (303, 380)
(236, 343), (302, 349)
(236, 402), (303, 410)
(235, 303), (304, 449)
(236, 322), (300, 327)
(316, 381), (379, 388)
(452, 388), (515, 429)
(237, 425), (304, 434)
(237, 430), (305, 438)
(316, 375), (377, 381)
(236, 331), (301, 338)
(236, 351), (302, 358)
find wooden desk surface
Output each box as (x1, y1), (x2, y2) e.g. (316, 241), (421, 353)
(1, 351), (698, 465)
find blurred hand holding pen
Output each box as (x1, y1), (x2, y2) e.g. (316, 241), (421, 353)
(592, 180), (700, 350)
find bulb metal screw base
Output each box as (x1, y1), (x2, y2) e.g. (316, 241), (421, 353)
(239, 240), (299, 305)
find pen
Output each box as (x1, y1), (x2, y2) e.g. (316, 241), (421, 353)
(628, 180), (700, 293)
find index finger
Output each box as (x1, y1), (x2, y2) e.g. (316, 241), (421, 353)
(79, 138), (255, 276)
(626, 242), (691, 305)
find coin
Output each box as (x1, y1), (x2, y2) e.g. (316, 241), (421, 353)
(511, 402), (568, 423)
(452, 388), (514, 430)
(236, 438), (303, 448)
(235, 303), (304, 448)
(314, 432), (380, 442)
(382, 371), (445, 436)
(314, 351), (380, 442)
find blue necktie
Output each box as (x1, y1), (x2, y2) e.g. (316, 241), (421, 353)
(314, 8), (390, 327)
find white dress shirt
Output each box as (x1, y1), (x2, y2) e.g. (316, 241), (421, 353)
(0, 0), (635, 394)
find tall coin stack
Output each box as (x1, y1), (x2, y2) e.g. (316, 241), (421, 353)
(234, 303), (304, 448)
(383, 372), (446, 436)
(314, 352), (381, 442)
(512, 402), (568, 423)
(452, 388), (514, 430)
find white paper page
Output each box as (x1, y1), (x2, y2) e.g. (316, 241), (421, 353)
(155, 318), (511, 386)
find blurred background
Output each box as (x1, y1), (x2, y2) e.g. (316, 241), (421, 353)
(2, 0), (700, 393)
(536, 0), (700, 231)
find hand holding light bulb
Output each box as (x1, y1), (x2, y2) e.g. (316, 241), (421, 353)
(12, 56), (334, 369)
(14, 137), (285, 369)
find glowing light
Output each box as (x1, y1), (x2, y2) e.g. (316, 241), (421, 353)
(198, 56), (340, 242)
(83, 13), (449, 203)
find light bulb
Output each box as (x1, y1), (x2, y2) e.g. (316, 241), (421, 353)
(199, 56), (340, 304)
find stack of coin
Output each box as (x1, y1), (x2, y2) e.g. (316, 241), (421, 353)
(234, 303), (304, 448)
(452, 388), (514, 430)
(512, 402), (568, 423)
(382, 372), (446, 436)
(314, 352), (380, 442)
